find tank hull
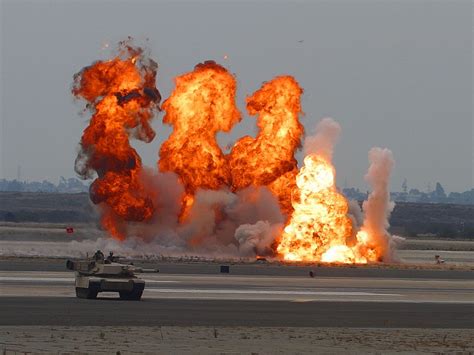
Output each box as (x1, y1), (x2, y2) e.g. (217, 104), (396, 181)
(74, 274), (145, 300)
(66, 253), (158, 301)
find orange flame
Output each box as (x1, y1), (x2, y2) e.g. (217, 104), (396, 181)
(73, 41), (161, 239)
(276, 155), (378, 264)
(159, 69), (304, 219)
(159, 61), (240, 211)
(228, 76), (304, 215)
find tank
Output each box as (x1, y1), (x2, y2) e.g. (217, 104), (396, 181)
(66, 250), (159, 301)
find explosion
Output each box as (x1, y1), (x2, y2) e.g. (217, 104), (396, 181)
(228, 76), (304, 214)
(73, 40), (396, 263)
(276, 119), (394, 263)
(276, 154), (377, 263)
(159, 61), (240, 217)
(73, 40), (161, 239)
(276, 155), (354, 262)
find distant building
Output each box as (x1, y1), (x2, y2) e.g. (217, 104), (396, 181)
(342, 184), (474, 205)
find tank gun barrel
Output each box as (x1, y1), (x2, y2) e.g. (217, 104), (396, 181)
(135, 267), (159, 273)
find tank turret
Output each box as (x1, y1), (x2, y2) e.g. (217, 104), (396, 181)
(66, 250), (158, 300)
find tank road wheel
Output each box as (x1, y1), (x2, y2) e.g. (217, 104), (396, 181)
(119, 284), (144, 301)
(75, 283), (100, 299)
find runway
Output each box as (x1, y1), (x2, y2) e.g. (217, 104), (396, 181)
(1, 296), (472, 328)
(1, 258), (473, 279)
(1, 271), (473, 328)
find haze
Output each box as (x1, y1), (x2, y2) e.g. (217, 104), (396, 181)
(0, 0), (472, 192)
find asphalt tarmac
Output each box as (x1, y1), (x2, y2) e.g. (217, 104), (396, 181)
(1, 297), (472, 328)
(1, 258), (473, 279)
(1, 270), (473, 328)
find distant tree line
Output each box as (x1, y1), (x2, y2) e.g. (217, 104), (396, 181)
(0, 177), (89, 193)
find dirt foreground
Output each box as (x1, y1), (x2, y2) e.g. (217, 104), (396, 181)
(1, 326), (473, 354)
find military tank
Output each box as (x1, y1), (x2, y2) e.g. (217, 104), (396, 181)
(66, 250), (158, 300)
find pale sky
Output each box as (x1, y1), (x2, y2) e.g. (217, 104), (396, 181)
(0, 0), (472, 192)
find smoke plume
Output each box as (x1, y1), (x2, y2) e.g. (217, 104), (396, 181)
(235, 221), (282, 257)
(176, 186), (283, 256)
(303, 117), (341, 160)
(360, 147), (396, 261)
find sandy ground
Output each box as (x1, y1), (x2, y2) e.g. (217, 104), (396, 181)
(0, 222), (104, 242)
(401, 238), (474, 251)
(1, 326), (473, 354)
(399, 249), (473, 265)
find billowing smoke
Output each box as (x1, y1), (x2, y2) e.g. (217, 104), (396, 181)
(126, 170), (184, 249)
(176, 186), (283, 256)
(111, 177), (284, 258)
(235, 221), (282, 256)
(303, 117), (341, 160)
(348, 200), (364, 227)
(360, 147), (396, 261)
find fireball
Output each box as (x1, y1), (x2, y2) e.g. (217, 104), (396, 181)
(276, 155), (379, 264)
(72, 41), (161, 239)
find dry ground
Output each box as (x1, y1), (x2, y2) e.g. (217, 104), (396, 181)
(1, 326), (473, 354)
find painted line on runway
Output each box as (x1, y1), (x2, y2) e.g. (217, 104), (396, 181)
(0, 277), (73, 282)
(142, 293), (474, 304)
(146, 288), (401, 296)
(0, 277), (178, 283)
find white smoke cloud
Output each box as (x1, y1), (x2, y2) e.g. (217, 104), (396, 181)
(361, 147), (396, 261)
(303, 117), (341, 161)
(234, 220), (283, 257)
